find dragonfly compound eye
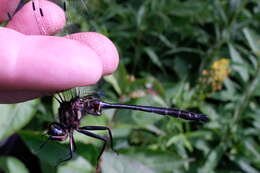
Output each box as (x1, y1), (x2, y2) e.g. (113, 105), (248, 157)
(47, 123), (66, 137)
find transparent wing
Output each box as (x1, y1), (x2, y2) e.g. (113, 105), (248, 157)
(48, 0), (88, 12)
(54, 85), (101, 103)
(54, 81), (105, 102)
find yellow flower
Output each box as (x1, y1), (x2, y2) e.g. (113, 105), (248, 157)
(200, 58), (231, 91)
(211, 58), (230, 82)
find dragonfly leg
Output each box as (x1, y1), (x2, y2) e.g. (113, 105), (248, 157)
(79, 126), (115, 152)
(37, 136), (51, 152)
(77, 129), (107, 162)
(56, 132), (75, 165)
(7, 12), (12, 20)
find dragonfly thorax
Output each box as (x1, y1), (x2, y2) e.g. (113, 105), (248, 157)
(58, 97), (85, 129)
(58, 96), (102, 129)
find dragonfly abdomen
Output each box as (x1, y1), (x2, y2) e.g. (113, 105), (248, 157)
(166, 109), (208, 122)
(100, 102), (208, 123)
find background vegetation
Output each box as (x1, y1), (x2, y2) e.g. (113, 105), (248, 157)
(0, 0), (260, 173)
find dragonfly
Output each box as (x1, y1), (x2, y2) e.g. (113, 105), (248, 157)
(43, 91), (209, 164)
(7, 0), (208, 164)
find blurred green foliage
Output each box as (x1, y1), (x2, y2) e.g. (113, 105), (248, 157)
(1, 0), (260, 172)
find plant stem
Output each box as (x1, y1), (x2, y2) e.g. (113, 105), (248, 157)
(232, 59), (260, 124)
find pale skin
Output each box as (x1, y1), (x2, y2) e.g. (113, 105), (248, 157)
(0, 0), (119, 103)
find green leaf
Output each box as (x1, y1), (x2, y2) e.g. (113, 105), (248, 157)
(0, 157), (29, 173)
(20, 130), (70, 165)
(243, 28), (260, 57)
(213, 0), (228, 25)
(143, 47), (164, 71)
(101, 152), (155, 173)
(166, 134), (193, 152)
(0, 100), (38, 140)
(131, 96), (164, 126)
(173, 56), (189, 79)
(244, 139), (260, 161)
(105, 63), (129, 94)
(57, 157), (92, 173)
(199, 143), (227, 173)
(137, 5), (146, 27)
(19, 131), (93, 168)
(104, 74), (122, 95)
(237, 159), (260, 173)
(122, 147), (192, 173)
(228, 43), (249, 81)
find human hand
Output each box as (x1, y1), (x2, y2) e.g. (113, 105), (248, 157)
(0, 0), (119, 103)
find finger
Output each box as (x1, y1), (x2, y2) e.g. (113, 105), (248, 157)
(0, 90), (51, 104)
(0, 27), (103, 91)
(66, 32), (119, 75)
(6, 0), (66, 35)
(0, 0), (21, 22)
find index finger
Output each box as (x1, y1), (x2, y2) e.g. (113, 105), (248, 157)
(6, 0), (66, 35)
(0, 0), (21, 22)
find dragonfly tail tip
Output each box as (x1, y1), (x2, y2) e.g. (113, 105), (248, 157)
(198, 114), (209, 123)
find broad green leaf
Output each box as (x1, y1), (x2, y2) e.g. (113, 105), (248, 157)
(19, 131), (93, 169)
(75, 115), (108, 143)
(57, 157), (92, 173)
(20, 130), (70, 165)
(0, 157), (29, 173)
(101, 152), (155, 173)
(122, 147), (192, 173)
(0, 100), (38, 140)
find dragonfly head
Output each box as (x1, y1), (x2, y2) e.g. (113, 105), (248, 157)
(47, 122), (68, 141)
